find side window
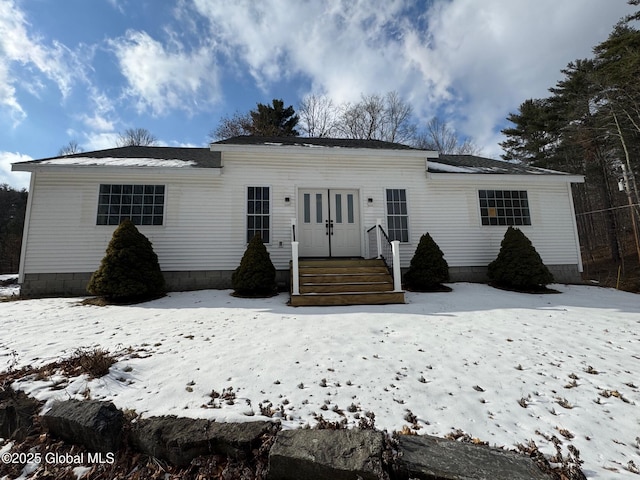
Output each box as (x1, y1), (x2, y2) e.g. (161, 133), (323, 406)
(386, 188), (408, 242)
(97, 184), (165, 226)
(479, 190), (531, 226)
(247, 186), (270, 243)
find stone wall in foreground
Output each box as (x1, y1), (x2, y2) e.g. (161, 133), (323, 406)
(0, 393), (554, 480)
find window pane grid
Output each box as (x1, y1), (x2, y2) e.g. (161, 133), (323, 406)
(479, 190), (531, 226)
(97, 184), (164, 226)
(386, 189), (409, 242)
(247, 187), (270, 243)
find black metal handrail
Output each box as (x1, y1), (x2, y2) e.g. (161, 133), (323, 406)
(367, 224), (394, 273)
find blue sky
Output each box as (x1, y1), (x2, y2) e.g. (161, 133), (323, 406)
(1, 0), (634, 190)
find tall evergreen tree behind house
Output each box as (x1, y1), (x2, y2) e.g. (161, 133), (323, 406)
(0, 184), (27, 273)
(499, 8), (640, 267)
(248, 99), (299, 136)
(211, 99), (299, 140)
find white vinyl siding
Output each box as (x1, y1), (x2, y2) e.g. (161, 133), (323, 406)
(19, 150), (581, 278)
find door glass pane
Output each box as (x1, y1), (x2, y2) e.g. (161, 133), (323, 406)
(347, 194), (354, 223)
(335, 194), (342, 223)
(316, 193), (323, 223)
(304, 193), (310, 223)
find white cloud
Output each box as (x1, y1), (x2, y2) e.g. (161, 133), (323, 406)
(0, 0), (88, 123)
(79, 88), (118, 132)
(0, 61), (25, 126)
(189, 0), (632, 152)
(191, 0), (423, 102)
(109, 30), (221, 116)
(421, 0), (632, 154)
(81, 132), (120, 152)
(0, 152), (32, 190)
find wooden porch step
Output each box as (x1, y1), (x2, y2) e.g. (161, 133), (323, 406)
(290, 291), (405, 307)
(299, 281), (393, 294)
(291, 257), (404, 306)
(300, 266), (389, 275)
(299, 259), (384, 268)
(300, 273), (391, 284)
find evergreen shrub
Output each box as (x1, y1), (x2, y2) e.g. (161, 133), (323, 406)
(87, 219), (165, 301)
(488, 226), (554, 289)
(232, 233), (277, 296)
(404, 233), (450, 291)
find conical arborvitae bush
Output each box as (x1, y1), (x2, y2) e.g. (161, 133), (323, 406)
(232, 233), (277, 296)
(404, 233), (450, 291)
(488, 226), (554, 289)
(87, 219), (165, 301)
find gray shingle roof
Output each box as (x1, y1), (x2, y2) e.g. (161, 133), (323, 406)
(431, 154), (569, 175)
(19, 146), (222, 168)
(213, 135), (418, 150)
(15, 143), (571, 176)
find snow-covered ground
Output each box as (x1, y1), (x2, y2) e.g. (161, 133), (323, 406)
(0, 275), (19, 298)
(1, 284), (639, 478)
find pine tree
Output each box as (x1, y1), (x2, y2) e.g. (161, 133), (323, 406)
(248, 99), (299, 136)
(403, 233), (450, 291)
(488, 227), (554, 289)
(87, 219), (165, 300)
(232, 233), (277, 296)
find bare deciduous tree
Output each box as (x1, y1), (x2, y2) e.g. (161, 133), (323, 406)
(210, 112), (253, 141)
(58, 140), (83, 156)
(298, 94), (339, 137)
(414, 117), (482, 155)
(382, 91), (416, 143)
(116, 128), (158, 147)
(336, 92), (416, 143)
(339, 93), (386, 140)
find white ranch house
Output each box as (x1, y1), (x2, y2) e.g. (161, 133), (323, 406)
(12, 136), (584, 304)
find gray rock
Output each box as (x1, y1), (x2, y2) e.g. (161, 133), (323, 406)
(268, 429), (385, 480)
(41, 400), (123, 453)
(0, 387), (41, 441)
(208, 420), (277, 457)
(130, 417), (275, 467)
(395, 435), (551, 480)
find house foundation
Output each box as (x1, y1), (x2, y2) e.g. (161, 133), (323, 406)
(19, 265), (581, 298)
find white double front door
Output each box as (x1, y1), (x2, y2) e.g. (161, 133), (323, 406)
(298, 189), (361, 257)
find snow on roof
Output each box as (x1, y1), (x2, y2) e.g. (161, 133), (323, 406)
(431, 155), (572, 175)
(426, 161), (477, 173)
(38, 157), (196, 168)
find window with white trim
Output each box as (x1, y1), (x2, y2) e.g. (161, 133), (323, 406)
(96, 184), (165, 226)
(247, 186), (270, 243)
(386, 188), (409, 242)
(479, 190), (531, 226)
